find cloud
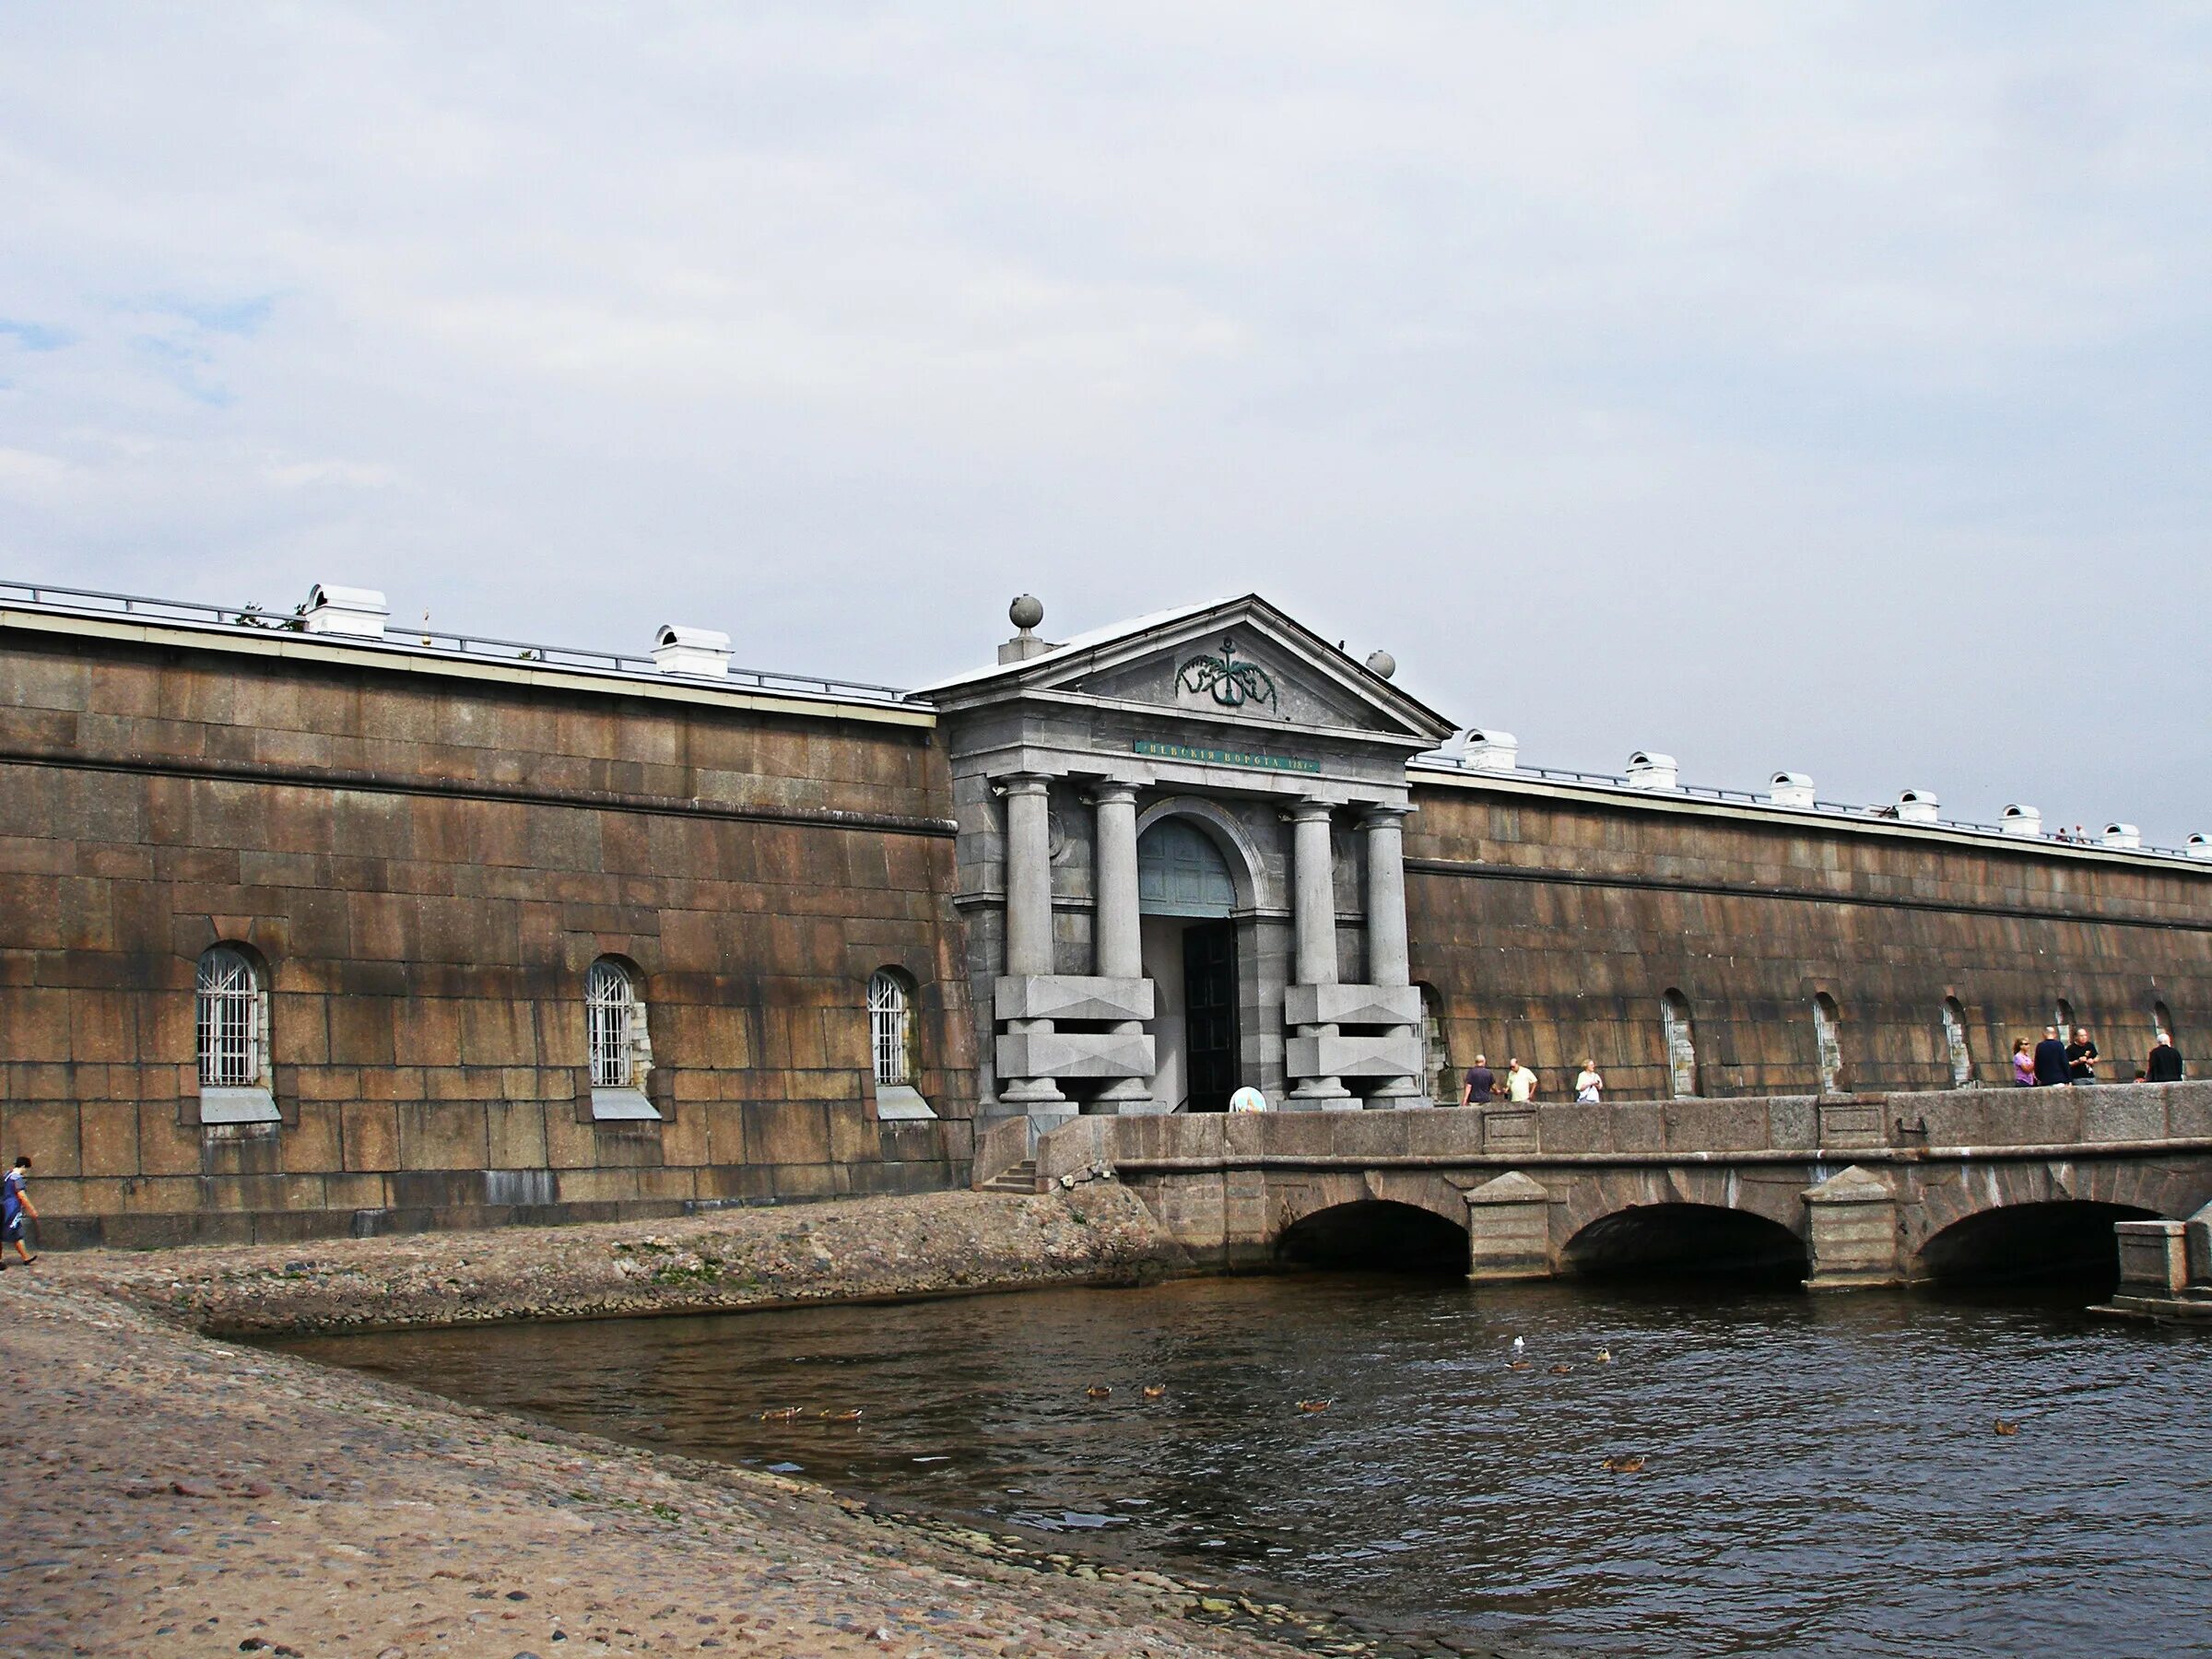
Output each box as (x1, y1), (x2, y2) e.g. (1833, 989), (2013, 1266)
(0, 3), (2207, 833)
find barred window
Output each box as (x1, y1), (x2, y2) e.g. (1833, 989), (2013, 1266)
(1814, 993), (1844, 1094)
(586, 959), (640, 1088)
(1661, 989), (1697, 1100)
(196, 947), (263, 1088)
(1941, 997), (1973, 1087)
(869, 970), (913, 1088)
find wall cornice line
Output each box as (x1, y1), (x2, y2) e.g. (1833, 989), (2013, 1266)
(0, 747), (959, 841)
(1405, 854), (2212, 935)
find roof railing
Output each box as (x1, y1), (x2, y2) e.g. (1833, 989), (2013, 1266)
(0, 577), (910, 705)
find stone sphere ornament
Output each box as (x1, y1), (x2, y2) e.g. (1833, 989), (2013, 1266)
(1009, 594), (1044, 631)
(1365, 648), (1397, 680)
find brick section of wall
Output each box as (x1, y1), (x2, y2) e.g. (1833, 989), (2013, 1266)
(1404, 782), (2212, 1100)
(0, 629), (977, 1241)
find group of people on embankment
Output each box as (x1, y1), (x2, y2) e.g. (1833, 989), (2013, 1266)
(1457, 1054), (1595, 1106)
(1458, 1030), (2187, 1107)
(2010, 1027), (2183, 1088)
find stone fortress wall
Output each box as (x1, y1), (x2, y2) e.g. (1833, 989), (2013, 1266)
(0, 602), (977, 1245)
(2, 581), (2207, 1244)
(1405, 773), (2212, 1102)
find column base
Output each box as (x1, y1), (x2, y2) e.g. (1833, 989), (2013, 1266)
(1085, 1078), (1160, 1115)
(999, 1077), (1070, 1107)
(1366, 1078), (1424, 1108)
(1285, 1078), (1357, 1112)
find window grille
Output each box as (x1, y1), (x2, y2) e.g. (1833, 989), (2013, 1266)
(1661, 990), (1697, 1099)
(196, 947), (260, 1087)
(586, 959), (637, 1088)
(1941, 998), (1973, 1087)
(1813, 994), (1843, 1094)
(869, 971), (912, 1087)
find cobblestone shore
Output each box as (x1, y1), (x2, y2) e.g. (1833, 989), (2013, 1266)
(2, 1192), (1513, 1659)
(65, 1186), (1186, 1337)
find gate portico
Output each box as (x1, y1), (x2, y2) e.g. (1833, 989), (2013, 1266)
(913, 594), (1458, 1135)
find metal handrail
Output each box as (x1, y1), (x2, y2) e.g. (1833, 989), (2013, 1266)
(1410, 747), (2207, 864)
(0, 577), (910, 705)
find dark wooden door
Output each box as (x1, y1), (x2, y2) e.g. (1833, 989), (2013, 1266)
(1182, 921), (1240, 1112)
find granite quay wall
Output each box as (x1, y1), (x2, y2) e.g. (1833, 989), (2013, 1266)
(0, 619), (979, 1245)
(1404, 773), (2212, 1101)
(1044, 1083), (2212, 1288)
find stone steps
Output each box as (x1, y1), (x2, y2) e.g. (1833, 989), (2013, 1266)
(977, 1159), (1038, 1195)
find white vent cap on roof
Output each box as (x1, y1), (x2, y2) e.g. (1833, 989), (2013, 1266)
(1626, 751), (1678, 791)
(1462, 729), (1518, 771)
(652, 623), (733, 678)
(2001, 804), (2042, 838)
(2186, 832), (2212, 861)
(2102, 822), (2141, 850)
(1896, 789), (1940, 823)
(300, 583), (389, 639)
(1767, 771), (1816, 809)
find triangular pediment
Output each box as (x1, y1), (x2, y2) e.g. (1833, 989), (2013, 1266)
(914, 594), (1456, 744)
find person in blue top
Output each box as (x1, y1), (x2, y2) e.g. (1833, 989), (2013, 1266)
(1, 1155), (36, 1266)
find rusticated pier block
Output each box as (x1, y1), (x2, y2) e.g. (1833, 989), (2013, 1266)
(1802, 1164), (1901, 1288)
(1464, 1171), (1553, 1281)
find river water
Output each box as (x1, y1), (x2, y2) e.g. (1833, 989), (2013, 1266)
(279, 1274), (2212, 1657)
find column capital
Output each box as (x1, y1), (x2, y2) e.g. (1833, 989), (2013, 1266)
(1282, 798), (1335, 825)
(1085, 780), (1140, 807)
(993, 771), (1053, 799)
(1359, 803), (1412, 827)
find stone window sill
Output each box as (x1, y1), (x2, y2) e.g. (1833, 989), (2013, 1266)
(591, 1087), (663, 1123)
(875, 1083), (938, 1121)
(200, 1086), (282, 1126)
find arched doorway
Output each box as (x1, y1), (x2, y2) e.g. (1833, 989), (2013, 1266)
(1137, 818), (1239, 1112)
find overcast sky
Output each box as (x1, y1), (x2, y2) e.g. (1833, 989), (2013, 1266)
(3, 6), (2207, 837)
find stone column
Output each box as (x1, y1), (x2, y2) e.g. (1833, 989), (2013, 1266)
(1289, 802), (1338, 988)
(1089, 782), (1153, 1112)
(1286, 801), (1349, 1104)
(1364, 805), (1419, 1103)
(1090, 783), (1141, 979)
(997, 773), (1065, 1108)
(1002, 773), (1054, 978)
(1362, 806), (1410, 988)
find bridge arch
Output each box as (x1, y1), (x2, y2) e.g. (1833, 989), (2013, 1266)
(1917, 1201), (2160, 1286)
(1563, 1203), (1810, 1284)
(1276, 1197), (1469, 1272)
(1910, 1158), (2212, 1285)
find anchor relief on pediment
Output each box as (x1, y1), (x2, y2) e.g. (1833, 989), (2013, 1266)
(1174, 637), (1279, 713)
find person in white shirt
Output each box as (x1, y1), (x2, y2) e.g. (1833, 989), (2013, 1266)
(1575, 1061), (1603, 1104)
(1506, 1059), (1537, 1103)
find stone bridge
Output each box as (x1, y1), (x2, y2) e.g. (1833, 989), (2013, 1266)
(1024, 1082), (2212, 1288)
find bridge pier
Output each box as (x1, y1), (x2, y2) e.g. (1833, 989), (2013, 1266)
(1463, 1171), (1552, 1280)
(1802, 1165), (1904, 1288)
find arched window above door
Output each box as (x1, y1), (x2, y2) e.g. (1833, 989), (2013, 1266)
(1137, 818), (1236, 917)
